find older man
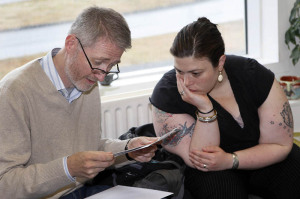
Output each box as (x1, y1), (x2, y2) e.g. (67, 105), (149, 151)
(0, 7), (157, 199)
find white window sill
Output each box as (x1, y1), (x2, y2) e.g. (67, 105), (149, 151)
(99, 65), (172, 97)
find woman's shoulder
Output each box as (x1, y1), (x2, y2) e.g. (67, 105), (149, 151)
(225, 55), (273, 76)
(225, 55), (275, 107)
(161, 68), (176, 83)
(152, 69), (177, 91)
(150, 69), (177, 108)
(150, 68), (195, 115)
(225, 55), (258, 69)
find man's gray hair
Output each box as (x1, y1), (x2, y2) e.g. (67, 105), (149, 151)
(69, 7), (131, 50)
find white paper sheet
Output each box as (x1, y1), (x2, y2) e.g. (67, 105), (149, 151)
(85, 185), (173, 199)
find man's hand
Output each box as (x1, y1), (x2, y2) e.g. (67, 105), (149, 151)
(67, 151), (115, 179)
(127, 137), (159, 162)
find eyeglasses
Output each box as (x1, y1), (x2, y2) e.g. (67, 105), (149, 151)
(75, 37), (120, 76)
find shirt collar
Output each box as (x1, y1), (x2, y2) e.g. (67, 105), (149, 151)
(40, 48), (82, 103)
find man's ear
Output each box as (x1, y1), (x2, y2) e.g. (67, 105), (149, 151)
(65, 34), (77, 53)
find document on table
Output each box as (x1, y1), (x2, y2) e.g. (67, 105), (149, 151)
(114, 128), (180, 157)
(85, 185), (173, 199)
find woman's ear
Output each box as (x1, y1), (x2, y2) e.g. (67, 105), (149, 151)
(218, 55), (226, 70)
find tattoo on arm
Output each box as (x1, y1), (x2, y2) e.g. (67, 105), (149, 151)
(153, 107), (195, 146)
(280, 102), (294, 128)
(270, 101), (293, 137)
(154, 107), (173, 123)
(161, 122), (195, 147)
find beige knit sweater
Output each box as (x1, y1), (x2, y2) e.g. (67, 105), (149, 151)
(0, 60), (128, 198)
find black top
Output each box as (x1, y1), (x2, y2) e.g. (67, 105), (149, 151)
(150, 55), (275, 152)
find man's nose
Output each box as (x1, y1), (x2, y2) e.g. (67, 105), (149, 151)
(94, 73), (106, 82)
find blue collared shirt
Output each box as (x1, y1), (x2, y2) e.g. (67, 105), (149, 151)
(40, 48), (82, 103)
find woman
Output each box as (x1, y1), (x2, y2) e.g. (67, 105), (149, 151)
(150, 17), (300, 198)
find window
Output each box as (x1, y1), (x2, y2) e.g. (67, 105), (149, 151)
(121, 0), (246, 73)
(0, 0), (246, 95)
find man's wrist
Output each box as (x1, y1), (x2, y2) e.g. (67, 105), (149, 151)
(63, 156), (76, 182)
(125, 139), (134, 161)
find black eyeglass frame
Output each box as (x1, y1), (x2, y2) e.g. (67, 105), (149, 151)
(75, 36), (120, 75)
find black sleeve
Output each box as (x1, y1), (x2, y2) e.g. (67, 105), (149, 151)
(246, 58), (275, 107)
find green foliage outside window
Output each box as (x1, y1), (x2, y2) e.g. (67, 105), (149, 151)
(285, 0), (300, 65)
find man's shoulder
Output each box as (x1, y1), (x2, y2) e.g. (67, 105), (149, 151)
(0, 59), (43, 91)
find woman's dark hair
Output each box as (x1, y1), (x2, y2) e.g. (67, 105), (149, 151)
(170, 17), (225, 67)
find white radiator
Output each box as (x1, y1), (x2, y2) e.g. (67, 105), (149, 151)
(100, 88), (300, 139)
(101, 89), (153, 139)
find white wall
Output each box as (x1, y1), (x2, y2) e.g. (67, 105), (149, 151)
(262, 0), (300, 76)
(258, 0), (300, 132)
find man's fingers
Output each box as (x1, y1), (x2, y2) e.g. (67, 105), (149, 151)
(140, 137), (159, 145)
(88, 151), (114, 161)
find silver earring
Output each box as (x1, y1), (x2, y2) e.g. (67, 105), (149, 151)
(218, 71), (223, 83)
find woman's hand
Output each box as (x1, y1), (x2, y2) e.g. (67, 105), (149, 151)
(176, 73), (212, 111)
(189, 146), (232, 172)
